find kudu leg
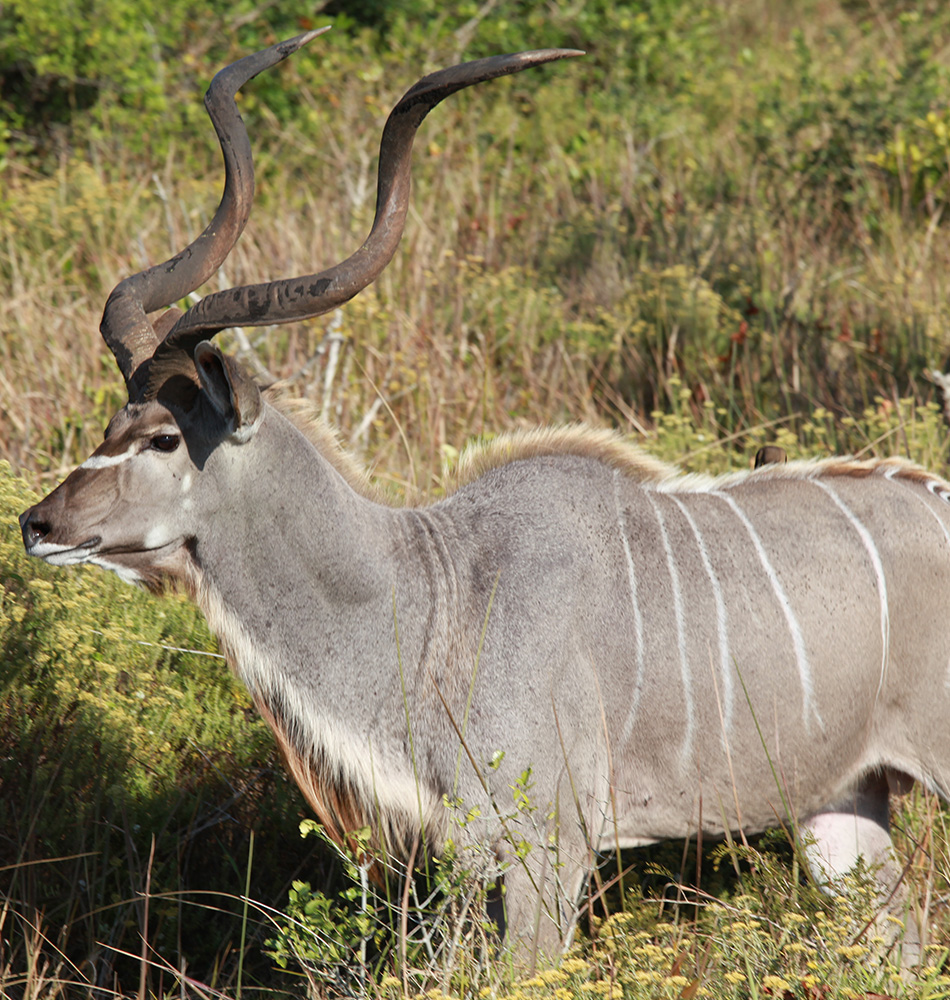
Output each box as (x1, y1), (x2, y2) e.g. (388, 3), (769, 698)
(800, 770), (921, 969)
(493, 825), (590, 966)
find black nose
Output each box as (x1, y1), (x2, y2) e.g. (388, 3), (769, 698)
(20, 508), (50, 550)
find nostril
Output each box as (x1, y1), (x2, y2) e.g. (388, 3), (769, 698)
(21, 514), (51, 549)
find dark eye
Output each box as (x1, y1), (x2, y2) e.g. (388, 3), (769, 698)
(150, 434), (180, 453)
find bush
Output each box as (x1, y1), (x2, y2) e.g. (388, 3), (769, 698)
(0, 0), (331, 164)
(0, 461), (316, 993)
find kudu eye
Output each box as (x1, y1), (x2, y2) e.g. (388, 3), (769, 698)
(150, 434), (180, 453)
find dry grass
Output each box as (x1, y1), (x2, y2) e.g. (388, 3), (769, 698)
(4, 1), (950, 996)
(3, 2), (950, 488)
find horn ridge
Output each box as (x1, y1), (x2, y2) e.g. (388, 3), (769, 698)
(102, 28), (329, 397)
(153, 47), (584, 364)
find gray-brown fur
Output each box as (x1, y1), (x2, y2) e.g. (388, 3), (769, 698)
(21, 395), (949, 961)
(18, 39), (937, 966)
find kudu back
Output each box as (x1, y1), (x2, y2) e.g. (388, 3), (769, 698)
(20, 35), (943, 964)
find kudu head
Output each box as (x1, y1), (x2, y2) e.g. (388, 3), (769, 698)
(19, 33), (580, 591)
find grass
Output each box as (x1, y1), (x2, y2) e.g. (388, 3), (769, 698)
(3, 0), (950, 995)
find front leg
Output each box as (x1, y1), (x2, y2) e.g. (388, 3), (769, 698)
(494, 819), (592, 966)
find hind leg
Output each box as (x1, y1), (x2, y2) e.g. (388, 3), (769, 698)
(801, 770), (920, 969)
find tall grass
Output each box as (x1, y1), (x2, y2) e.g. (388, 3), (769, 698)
(2, 0), (950, 995)
(3, 1), (950, 483)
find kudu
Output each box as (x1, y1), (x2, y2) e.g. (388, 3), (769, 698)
(18, 33), (942, 964)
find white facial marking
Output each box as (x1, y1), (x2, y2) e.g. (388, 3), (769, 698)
(647, 492), (695, 765)
(80, 445), (138, 470)
(614, 471), (646, 745)
(181, 472), (193, 493)
(28, 540), (92, 565)
(671, 494), (734, 735)
(31, 540), (144, 586)
(89, 556), (144, 585)
(143, 525), (173, 551)
(812, 480), (890, 704)
(713, 491), (822, 731)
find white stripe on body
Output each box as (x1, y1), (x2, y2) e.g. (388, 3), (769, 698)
(887, 467), (950, 550)
(885, 467), (950, 690)
(670, 494), (734, 735)
(647, 492), (695, 764)
(713, 490), (823, 731)
(614, 471), (646, 745)
(812, 479), (890, 704)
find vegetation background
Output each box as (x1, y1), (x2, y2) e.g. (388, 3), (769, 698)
(2, 0), (950, 996)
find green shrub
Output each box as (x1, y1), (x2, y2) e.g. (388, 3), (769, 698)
(743, 16), (950, 215)
(5, 2), (950, 993)
(0, 461), (314, 992)
(0, 0), (333, 164)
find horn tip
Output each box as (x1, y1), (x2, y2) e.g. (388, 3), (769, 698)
(290, 25), (332, 51)
(516, 48), (586, 64)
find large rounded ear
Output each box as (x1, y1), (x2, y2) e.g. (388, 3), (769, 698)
(194, 341), (262, 442)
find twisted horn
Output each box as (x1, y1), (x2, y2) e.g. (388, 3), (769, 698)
(142, 45), (582, 394)
(101, 28), (329, 396)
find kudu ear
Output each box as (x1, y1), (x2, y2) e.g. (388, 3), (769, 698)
(194, 341), (262, 443)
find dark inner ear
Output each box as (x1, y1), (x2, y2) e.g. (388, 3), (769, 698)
(194, 342), (236, 421)
(197, 349), (223, 384)
(194, 341), (262, 437)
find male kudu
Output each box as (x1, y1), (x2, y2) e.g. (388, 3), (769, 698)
(20, 34), (941, 965)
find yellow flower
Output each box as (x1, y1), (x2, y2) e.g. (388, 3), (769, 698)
(517, 977), (545, 990)
(762, 975), (791, 991)
(561, 958), (590, 976)
(724, 972), (746, 985)
(836, 944), (869, 960)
